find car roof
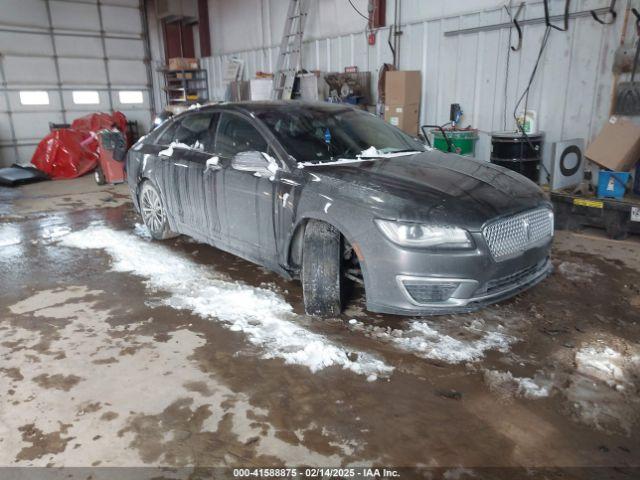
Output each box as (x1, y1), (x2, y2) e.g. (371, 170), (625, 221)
(189, 100), (358, 117)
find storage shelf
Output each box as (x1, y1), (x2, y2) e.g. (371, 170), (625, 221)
(163, 87), (208, 91)
(157, 68), (202, 73)
(161, 67), (209, 107)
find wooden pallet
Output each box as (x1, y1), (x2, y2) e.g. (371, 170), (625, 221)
(550, 189), (640, 240)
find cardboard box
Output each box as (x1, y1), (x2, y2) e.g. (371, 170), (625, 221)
(168, 57), (199, 71)
(384, 103), (420, 135)
(586, 116), (640, 172)
(250, 78), (273, 101)
(385, 71), (421, 105)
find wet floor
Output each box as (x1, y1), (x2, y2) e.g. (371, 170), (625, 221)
(1, 179), (639, 475)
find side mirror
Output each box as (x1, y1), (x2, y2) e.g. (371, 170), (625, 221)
(231, 151), (279, 178)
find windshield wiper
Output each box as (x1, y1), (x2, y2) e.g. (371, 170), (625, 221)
(387, 148), (424, 153)
(358, 150), (422, 159)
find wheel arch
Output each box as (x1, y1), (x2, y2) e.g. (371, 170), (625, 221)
(137, 176), (179, 233)
(286, 214), (368, 285)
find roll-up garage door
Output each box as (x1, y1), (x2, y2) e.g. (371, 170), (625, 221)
(0, 0), (153, 167)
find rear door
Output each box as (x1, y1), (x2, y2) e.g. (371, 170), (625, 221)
(156, 112), (219, 237)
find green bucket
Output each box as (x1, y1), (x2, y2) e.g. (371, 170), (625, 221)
(432, 129), (479, 156)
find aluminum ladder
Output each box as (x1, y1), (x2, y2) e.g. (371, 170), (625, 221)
(272, 0), (310, 100)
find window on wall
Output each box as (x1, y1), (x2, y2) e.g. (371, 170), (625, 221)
(72, 91), (100, 105)
(19, 91), (49, 105)
(119, 91), (144, 104)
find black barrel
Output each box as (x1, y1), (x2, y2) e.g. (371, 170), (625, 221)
(490, 131), (544, 183)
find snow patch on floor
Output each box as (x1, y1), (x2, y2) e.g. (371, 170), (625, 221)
(558, 261), (602, 282)
(41, 225), (72, 241)
(575, 346), (628, 387)
(59, 225), (393, 380)
(483, 369), (552, 399)
(349, 316), (516, 364)
(0, 223), (21, 247)
(566, 343), (640, 434)
(133, 222), (152, 240)
(393, 321), (513, 364)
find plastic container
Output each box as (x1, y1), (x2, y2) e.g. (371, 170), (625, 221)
(597, 171), (631, 200)
(516, 110), (537, 134)
(432, 129), (478, 156)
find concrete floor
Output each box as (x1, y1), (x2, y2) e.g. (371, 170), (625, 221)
(1, 176), (639, 474)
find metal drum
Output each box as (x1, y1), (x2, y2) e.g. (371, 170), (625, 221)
(490, 131), (544, 183)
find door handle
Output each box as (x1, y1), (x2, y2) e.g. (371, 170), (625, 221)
(205, 156), (221, 173)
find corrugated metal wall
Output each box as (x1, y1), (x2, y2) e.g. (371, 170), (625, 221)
(197, 0), (627, 172)
(0, 0), (153, 167)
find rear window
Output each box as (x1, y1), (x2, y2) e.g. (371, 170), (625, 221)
(156, 113), (218, 151)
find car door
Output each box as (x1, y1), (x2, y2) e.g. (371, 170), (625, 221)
(214, 112), (280, 263)
(156, 112), (222, 239)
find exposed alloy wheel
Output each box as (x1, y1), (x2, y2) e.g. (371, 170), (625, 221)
(94, 167), (106, 185)
(302, 220), (343, 317)
(139, 181), (174, 240)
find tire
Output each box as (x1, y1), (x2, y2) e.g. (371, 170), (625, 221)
(94, 167), (106, 185)
(302, 220), (342, 317)
(138, 181), (176, 240)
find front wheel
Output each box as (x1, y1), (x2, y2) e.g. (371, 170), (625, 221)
(302, 220), (342, 317)
(139, 181), (176, 240)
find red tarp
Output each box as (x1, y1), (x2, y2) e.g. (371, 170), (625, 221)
(31, 112), (127, 180)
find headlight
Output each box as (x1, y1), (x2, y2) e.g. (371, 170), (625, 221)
(375, 219), (474, 249)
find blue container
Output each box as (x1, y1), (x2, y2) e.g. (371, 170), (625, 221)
(634, 164), (640, 195)
(597, 171), (630, 200)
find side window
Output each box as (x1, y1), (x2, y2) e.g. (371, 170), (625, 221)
(155, 113), (218, 151)
(155, 120), (179, 146)
(215, 113), (268, 158)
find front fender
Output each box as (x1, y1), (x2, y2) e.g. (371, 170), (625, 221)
(286, 189), (379, 289)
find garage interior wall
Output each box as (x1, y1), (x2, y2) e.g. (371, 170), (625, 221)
(150, 0), (627, 174)
(0, 0), (153, 168)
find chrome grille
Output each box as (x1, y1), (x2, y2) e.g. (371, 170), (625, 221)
(483, 208), (553, 261)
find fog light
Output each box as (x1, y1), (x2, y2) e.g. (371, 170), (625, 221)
(402, 281), (460, 304)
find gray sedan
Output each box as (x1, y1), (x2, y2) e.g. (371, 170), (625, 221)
(126, 102), (553, 316)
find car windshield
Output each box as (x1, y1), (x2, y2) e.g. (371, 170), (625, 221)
(255, 106), (426, 163)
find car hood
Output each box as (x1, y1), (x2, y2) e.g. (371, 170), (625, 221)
(303, 151), (549, 230)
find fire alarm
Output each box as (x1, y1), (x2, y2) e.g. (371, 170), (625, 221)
(368, 32), (376, 45)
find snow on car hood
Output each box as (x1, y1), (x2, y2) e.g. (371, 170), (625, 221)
(298, 147), (425, 168)
(60, 225), (393, 381)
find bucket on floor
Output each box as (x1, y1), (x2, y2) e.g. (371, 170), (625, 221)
(597, 171), (630, 200)
(432, 129), (479, 156)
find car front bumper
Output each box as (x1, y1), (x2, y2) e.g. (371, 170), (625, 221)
(360, 230), (553, 316)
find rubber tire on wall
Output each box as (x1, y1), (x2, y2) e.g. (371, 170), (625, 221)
(302, 220), (342, 317)
(139, 180), (177, 241)
(94, 167), (106, 185)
